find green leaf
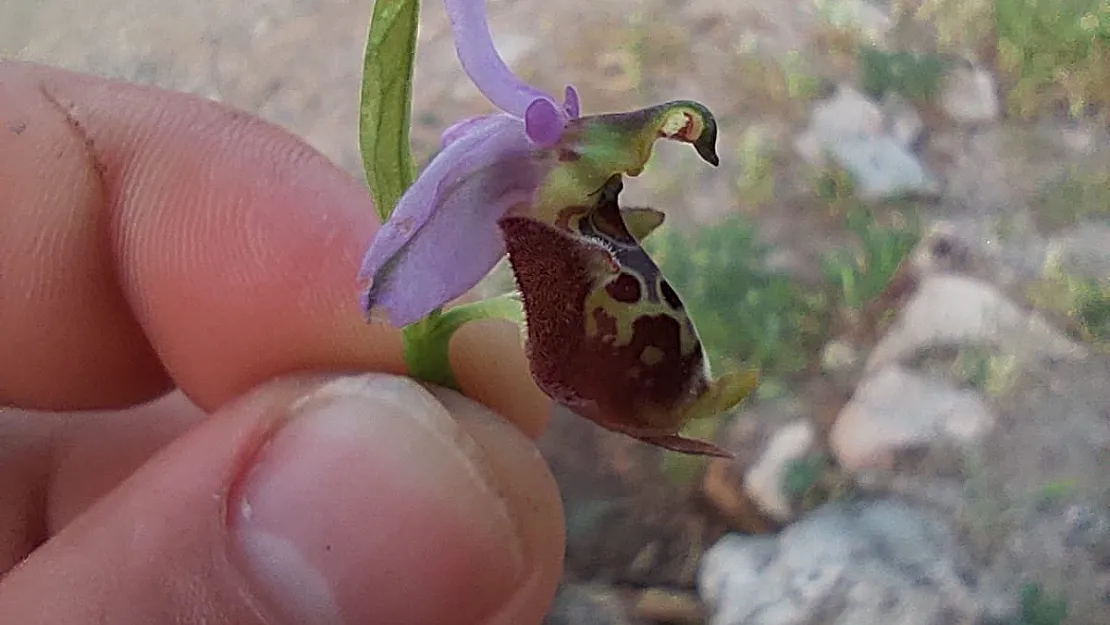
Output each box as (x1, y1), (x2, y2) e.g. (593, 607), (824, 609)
(360, 0), (420, 222)
(402, 294), (526, 390)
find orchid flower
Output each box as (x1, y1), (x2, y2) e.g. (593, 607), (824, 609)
(358, 0), (757, 456)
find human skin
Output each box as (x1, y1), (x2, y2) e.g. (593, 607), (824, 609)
(0, 61), (563, 625)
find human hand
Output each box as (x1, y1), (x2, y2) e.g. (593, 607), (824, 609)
(0, 61), (563, 625)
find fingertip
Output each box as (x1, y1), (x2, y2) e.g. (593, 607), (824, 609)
(451, 318), (552, 439)
(0, 373), (563, 625)
(426, 386), (565, 625)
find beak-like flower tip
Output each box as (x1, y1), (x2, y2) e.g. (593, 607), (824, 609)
(694, 117), (719, 166)
(658, 101), (719, 166)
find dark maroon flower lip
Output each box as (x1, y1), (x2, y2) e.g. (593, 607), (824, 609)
(500, 176), (757, 457)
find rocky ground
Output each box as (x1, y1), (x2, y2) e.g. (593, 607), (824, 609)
(10, 0), (1110, 623)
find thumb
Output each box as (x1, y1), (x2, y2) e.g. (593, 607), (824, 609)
(0, 373), (564, 625)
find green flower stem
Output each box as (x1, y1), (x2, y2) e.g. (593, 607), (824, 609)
(402, 293), (526, 389)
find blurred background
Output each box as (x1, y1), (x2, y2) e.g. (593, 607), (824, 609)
(8, 0), (1110, 623)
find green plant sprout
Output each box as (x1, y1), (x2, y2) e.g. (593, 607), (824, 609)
(822, 202), (920, 313)
(782, 453), (852, 511)
(645, 216), (828, 388)
(1028, 257), (1110, 350)
(858, 45), (947, 103)
(1015, 582), (1069, 625)
(734, 126), (779, 208)
(950, 345), (1020, 397)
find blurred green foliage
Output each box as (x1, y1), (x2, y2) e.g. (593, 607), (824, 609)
(1015, 582), (1069, 625)
(646, 216), (828, 387)
(648, 166), (919, 389)
(949, 345), (1019, 397)
(997, 0), (1110, 119)
(858, 45), (947, 102)
(1034, 165), (1110, 231)
(782, 453), (854, 511)
(652, 167), (919, 479)
(913, 0), (1110, 119)
(734, 127), (780, 208)
(1028, 263), (1110, 349)
(821, 202), (920, 313)
(782, 453), (831, 502)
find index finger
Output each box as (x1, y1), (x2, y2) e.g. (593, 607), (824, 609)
(0, 62), (549, 435)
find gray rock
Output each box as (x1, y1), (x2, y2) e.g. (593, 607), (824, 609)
(865, 274), (1088, 373)
(829, 365), (995, 472)
(821, 338), (861, 374)
(744, 420), (818, 521)
(545, 583), (633, 625)
(699, 500), (1008, 625)
(940, 64), (1000, 125)
(834, 135), (940, 200)
(795, 86), (939, 200)
(1046, 222), (1110, 281)
(882, 93), (925, 150)
(795, 86), (885, 164)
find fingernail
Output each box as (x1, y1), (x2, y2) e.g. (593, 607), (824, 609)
(229, 374), (527, 625)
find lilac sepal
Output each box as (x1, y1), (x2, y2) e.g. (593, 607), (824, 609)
(443, 0), (578, 146)
(358, 113), (544, 326)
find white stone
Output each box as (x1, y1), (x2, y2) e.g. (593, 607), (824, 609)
(883, 93), (925, 149)
(795, 86), (939, 200)
(699, 501), (1002, 625)
(795, 86), (885, 166)
(865, 274), (1088, 372)
(1047, 222), (1110, 281)
(821, 338), (860, 373)
(830, 365), (995, 471)
(940, 64), (1000, 125)
(834, 135), (939, 200)
(744, 420), (817, 521)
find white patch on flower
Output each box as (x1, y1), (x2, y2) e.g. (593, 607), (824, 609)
(660, 111), (689, 137)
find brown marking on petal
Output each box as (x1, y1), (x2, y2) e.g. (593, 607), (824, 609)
(502, 175), (746, 456)
(657, 112), (688, 138)
(501, 214), (707, 433)
(558, 148), (581, 162)
(605, 272), (642, 303)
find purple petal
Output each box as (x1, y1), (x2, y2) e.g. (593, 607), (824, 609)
(524, 98), (563, 146)
(443, 0), (562, 121)
(440, 114), (492, 148)
(359, 114), (547, 326)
